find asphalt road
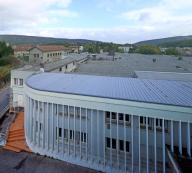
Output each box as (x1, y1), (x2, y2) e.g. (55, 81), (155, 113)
(0, 87), (10, 119)
(0, 149), (102, 173)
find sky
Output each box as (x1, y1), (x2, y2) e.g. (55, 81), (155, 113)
(0, 0), (192, 43)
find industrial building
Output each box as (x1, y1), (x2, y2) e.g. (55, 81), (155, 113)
(23, 72), (192, 173)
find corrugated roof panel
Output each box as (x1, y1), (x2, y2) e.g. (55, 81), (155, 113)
(26, 73), (192, 107)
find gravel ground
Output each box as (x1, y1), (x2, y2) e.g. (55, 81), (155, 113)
(0, 149), (102, 173)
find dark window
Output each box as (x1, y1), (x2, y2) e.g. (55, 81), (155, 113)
(59, 128), (62, 137)
(126, 141), (130, 152)
(140, 116), (145, 124)
(106, 137), (110, 148)
(119, 140), (124, 151)
(70, 130), (74, 140)
(59, 67), (62, 71)
(112, 112), (116, 120)
(125, 114), (130, 122)
(105, 111), (110, 119)
(118, 113), (123, 121)
(112, 139), (116, 149)
(40, 123), (42, 131)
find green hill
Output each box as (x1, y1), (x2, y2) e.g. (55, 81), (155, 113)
(136, 35), (192, 47)
(0, 35), (102, 45)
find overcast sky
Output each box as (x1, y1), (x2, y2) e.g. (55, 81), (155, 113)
(0, 0), (192, 43)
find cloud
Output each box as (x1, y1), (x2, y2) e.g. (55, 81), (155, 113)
(0, 0), (78, 31)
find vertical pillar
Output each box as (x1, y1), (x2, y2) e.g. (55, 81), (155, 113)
(91, 109), (93, 160)
(68, 105), (70, 155)
(38, 101), (40, 147)
(47, 102), (49, 150)
(110, 112), (112, 167)
(62, 105), (64, 155)
(80, 107), (82, 158)
(162, 118), (165, 173)
(171, 120), (174, 152)
(131, 115), (134, 172)
(97, 110), (99, 162)
(138, 116), (141, 173)
(86, 108), (88, 160)
(154, 118), (157, 173)
(146, 117), (149, 173)
(43, 102), (45, 149)
(32, 99), (35, 143)
(124, 113), (126, 172)
(103, 111), (105, 167)
(57, 104), (59, 152)
(117, 113), (119, 168)
(74, 106), (76, 156)
(187, 121), (191, 157)
(179, 121), (182, 155)
(52, 103), (54, 151)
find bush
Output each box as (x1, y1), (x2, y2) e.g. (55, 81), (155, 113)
(165, 48), (180, 56)
(135, 45), (161, 55)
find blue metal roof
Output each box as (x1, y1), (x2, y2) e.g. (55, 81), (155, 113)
(26, 72), (192, 107)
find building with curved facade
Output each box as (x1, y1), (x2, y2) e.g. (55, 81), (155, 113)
(24, 72), (192, 173)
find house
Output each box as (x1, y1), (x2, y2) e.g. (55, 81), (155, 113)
(28, 45), (67, 63)
(13, 44), (33, 58)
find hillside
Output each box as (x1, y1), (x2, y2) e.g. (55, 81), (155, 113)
(136, 35), (192, 47)
(0, 35), (101, 45)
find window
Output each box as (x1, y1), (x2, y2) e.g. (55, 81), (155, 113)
(112, 139), (116, 149)
(112, 112), (116, 120)
(70, 130), (74, 140)
(59, 128), (62, 137)
(126, 141), (130, 152)
(35, 121), (38, 132)
(34, 54), (36, 58)
(105, 111), (110, 119)
(106, 137), (110, 148)
(118, 113), (123, 121)
(14, 78), (18, 85)
(64, 129), (68, 139)
(47, 54), (49, 57)
(40, 123), (42, 131)
(19, 79), (23, 86)
(81, 132), (87, 143)
(119, 140), (124, 151)
(156, 119), (162, 128)
(125, 114), (130, 122)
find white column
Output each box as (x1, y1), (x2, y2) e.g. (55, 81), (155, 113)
(52, 103), (54, 151)
(34, 101), (37, 145)
(91, 109), (93, 160)
(117, 113), (119, 169)
(110, 112), (112, 167)
(146, 117), (149, 173)
(97, 110), (99, 162)
(103, 111), (105, 167)
(57, 104), (59, 152)
(131, 115), (134, 172)
(162, 118), (165, 173)
(38, 101), (40, 147)
(138, 116), (141, 173)
(179, 121), (182, 155)
(187, 121), (191, 157)
(154, 118), (157, 173)
(68, 105), (70, 155)
(80, 107), (82, 158)
(47, 102), (49, 150)
(74, 106), (76, 156)
(171, 120), (174, 152)
(124, 113), (126, 172)
(30, 98), (33, 142)
(62, 105), (65, 155)
(43, 102), (45, 149)
(32, 100), (35, 143)
(86, 108), (88, 160)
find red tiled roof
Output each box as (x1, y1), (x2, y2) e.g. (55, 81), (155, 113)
(14, 45), (33, 52)
(35, 45), (66, 52)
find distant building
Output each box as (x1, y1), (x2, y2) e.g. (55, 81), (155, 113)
(119, 46), (132, 53)
(29, 45), (67, 63)
(13, 44), (33, 58)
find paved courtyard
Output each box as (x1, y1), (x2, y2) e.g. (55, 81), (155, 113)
(0, 149), (102, 173)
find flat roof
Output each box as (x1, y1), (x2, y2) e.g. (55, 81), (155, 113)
(135, 71), (192, 82)
(26, 73), (192, 108)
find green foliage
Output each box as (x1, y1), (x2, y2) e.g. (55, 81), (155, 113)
(165, 48), (180, 56)
(134, 45), (161, 55)
(83, 42), (123, 54)
(0, 41), (13, 58)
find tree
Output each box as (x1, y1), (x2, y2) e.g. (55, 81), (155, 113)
(135, 45), (161, 55)
(165, 48), (180, 56)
